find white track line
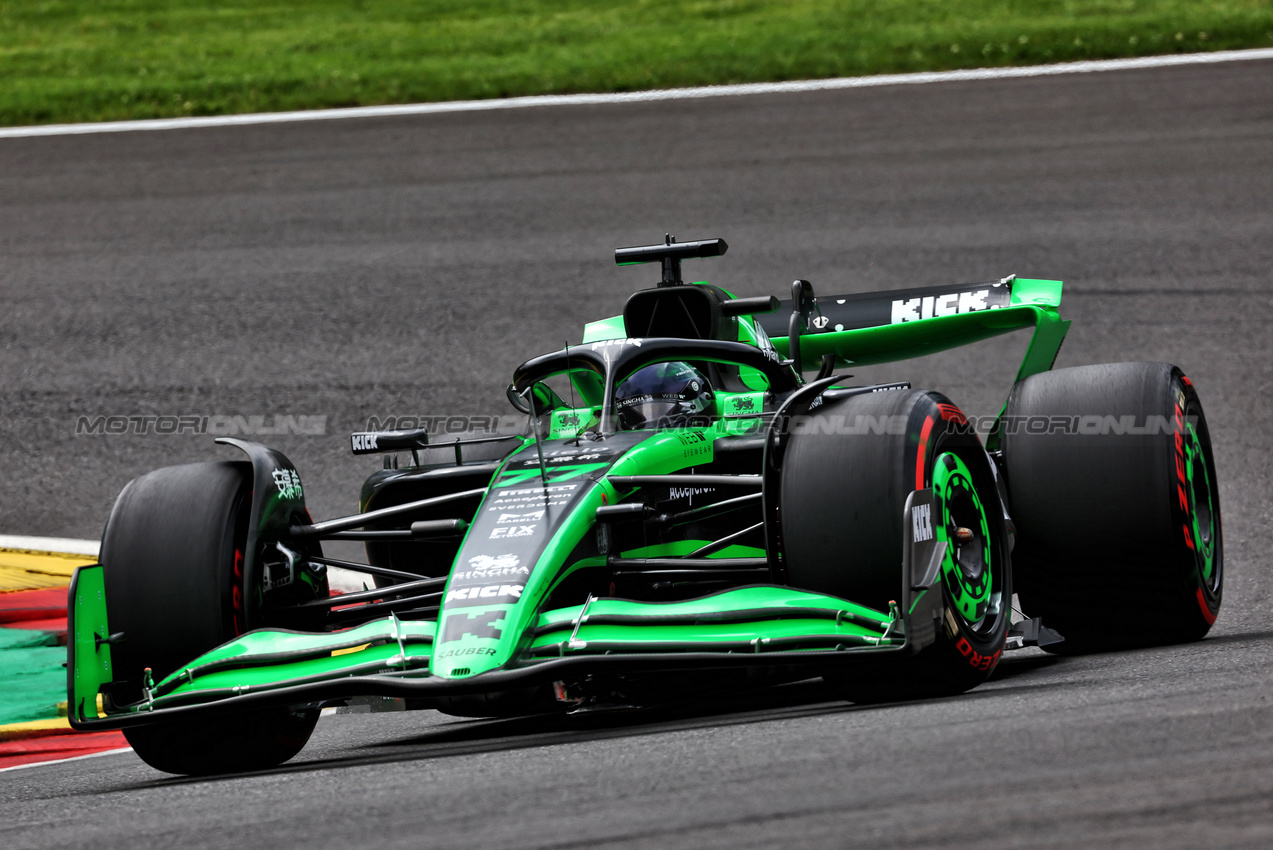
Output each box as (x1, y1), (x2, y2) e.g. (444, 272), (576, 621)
(0, 535), (99, 557)
(0, 746), (133, 774)
(3, 47), (1272, 140)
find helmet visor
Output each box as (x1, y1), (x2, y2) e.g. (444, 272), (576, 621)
(615, 363), (711, 430)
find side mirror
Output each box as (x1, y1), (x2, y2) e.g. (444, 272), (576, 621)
(506, 382), (566, 415)
(507, 384), (531, 414)
(787, 279), (816, 376)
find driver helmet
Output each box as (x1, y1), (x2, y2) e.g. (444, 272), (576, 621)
(615, 361), (715, 430)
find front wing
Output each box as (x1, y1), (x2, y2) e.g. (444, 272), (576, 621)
(69, 491), (947, 730)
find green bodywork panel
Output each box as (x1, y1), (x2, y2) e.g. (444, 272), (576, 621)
(548, 407), (600, 439)
(721, 391), (766, 419)
(529, 587), (895, 657)
(581, 314), (627, 346)
(432, 427), (726, 680)
(67, 565), (113, 724)
(617, 540), (765, 559)
(150, 617), (435, 708)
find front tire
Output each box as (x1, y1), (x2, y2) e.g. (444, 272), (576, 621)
(102, 461), (319, 774)
(780, 388), (1012, 700)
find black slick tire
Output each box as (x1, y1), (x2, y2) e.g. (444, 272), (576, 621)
(101, 461), (319, 775)
(780, 388), (1012, 700)
(1001, 362), (1222, 652)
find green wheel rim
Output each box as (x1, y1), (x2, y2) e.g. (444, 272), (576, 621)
(932, 451), (994, 628)
(1184, 422), (1218, 586)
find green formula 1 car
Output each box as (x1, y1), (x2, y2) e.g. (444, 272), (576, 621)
(67, 236), (1223, 775)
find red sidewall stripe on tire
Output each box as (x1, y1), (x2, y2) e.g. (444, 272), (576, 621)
(915, 417), (935, 491)
(1196, 587), (1217, 625)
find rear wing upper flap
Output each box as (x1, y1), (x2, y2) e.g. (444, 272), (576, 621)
(756, 276), (1068, 379)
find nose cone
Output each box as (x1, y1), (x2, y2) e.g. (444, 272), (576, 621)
(431, 605), (511, 678)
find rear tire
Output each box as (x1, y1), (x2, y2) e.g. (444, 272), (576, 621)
(102, 461), (319, 774)
(1001, 362), (1222, 652)
(780, 388), (1012, 700)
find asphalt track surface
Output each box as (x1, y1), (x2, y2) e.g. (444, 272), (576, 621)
(2, 58), (1273, 848)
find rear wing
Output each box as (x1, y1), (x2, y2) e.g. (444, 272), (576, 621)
(755, 276), (1070, 386)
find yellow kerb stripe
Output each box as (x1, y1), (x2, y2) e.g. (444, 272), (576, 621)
(0, 549), (97, 592)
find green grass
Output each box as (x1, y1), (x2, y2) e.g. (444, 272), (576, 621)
(0, 627), (65, 725)
(3, 0), (1272, 126)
